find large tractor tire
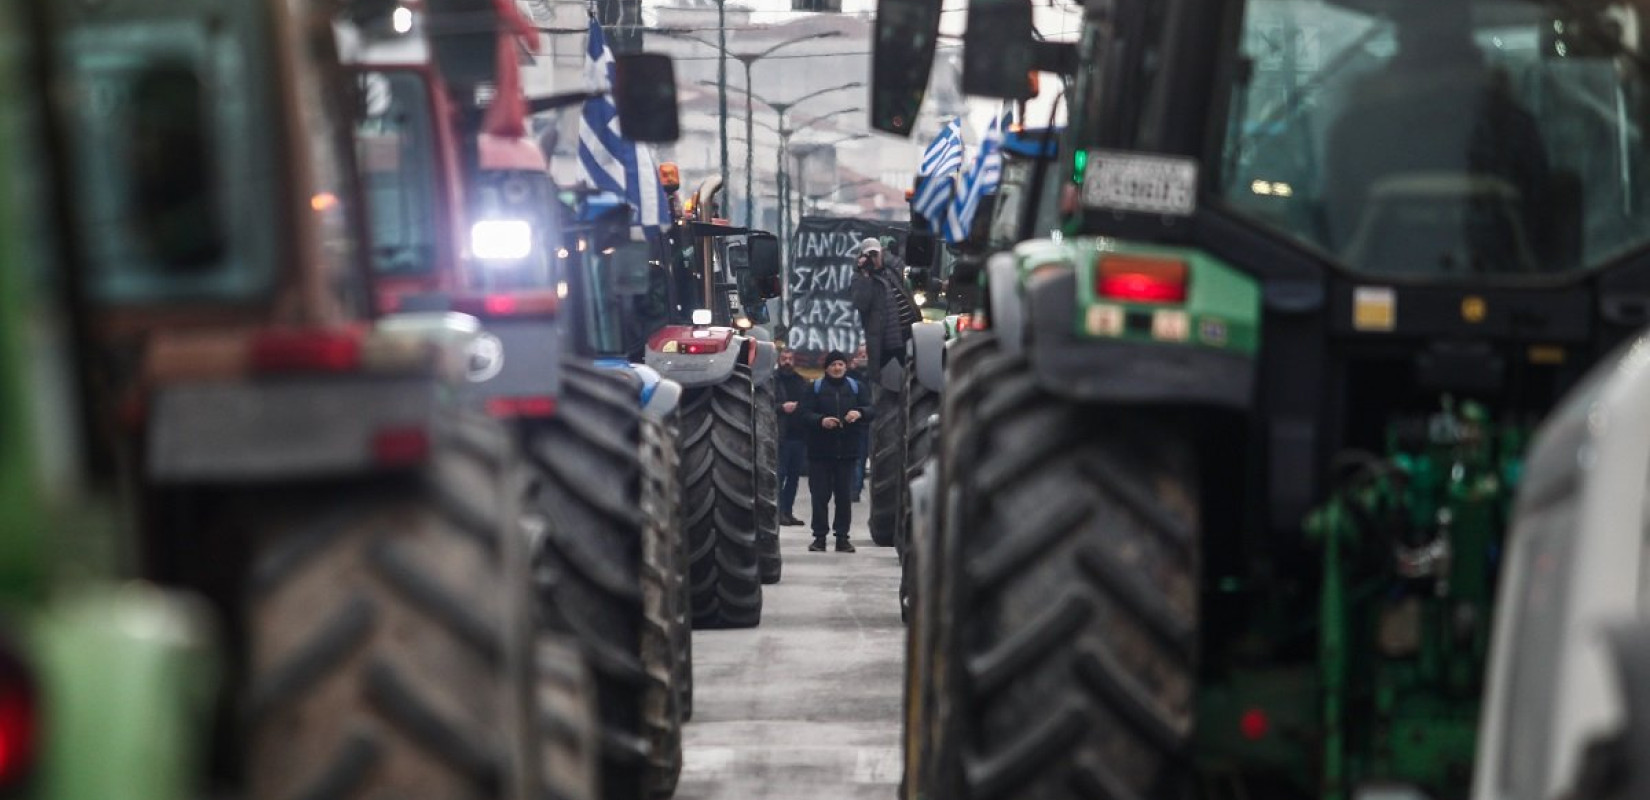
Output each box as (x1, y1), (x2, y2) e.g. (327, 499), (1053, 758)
(678, 368), (763, 629)
(754, 374), (783, 584)
(920, 335), (1202, 800)
(245, 417), (537, 800)
(672, 495), (695, 722)
(899, 366), (940, 558)
(528, 364), (682, 800)
(638, 414), (685, 797)
(869, 381), (905, 547)
(903, 333), (1002, 800)
(653, 412), (694, 723)
(535, 636), (600, 800)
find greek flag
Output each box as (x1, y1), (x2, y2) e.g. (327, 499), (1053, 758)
(911, 118), (963, 228)
(947, 115), (1005, 243)
(579, 19), (669, 235)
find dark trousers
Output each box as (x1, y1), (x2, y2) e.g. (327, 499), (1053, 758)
(808, 458), (856, 538)
(779, 439), (807, 515)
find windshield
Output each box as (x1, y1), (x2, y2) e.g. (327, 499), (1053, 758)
(65, 25), (274, 304)
(1221, 0), (1650, 277)
(578, 249), (626, 356)
(356, 71), (441, 276)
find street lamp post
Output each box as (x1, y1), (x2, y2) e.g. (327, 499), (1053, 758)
(718, 82), (862, 249)
(661, 31), (841, 226)
(748, 105), (861, 327)
(732, 32), (842, 226)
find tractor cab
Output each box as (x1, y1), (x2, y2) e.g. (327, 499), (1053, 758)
(879, 0), (1650, 798)
(553, 189), (668, 362)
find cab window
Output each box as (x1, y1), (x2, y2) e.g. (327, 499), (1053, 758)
(1221, 0), (1650, 277)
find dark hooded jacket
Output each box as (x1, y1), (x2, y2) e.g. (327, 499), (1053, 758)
(799, 372), (874, 460)
(850, 252), (919, 383)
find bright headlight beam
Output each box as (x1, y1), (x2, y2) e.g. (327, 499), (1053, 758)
(471, 220), (532, 261)
(392, 6), (414, 34)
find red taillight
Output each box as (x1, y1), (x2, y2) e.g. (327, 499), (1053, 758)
(485, 396), (558, 418)
(251, 330), (364, 373)
(452, 291), (560, 318)
(0, 646), (37, 789)
(1239, 708), (1270, 741)
(1097, 255), (1188, 304)
(372, 427), (430, 467)
(682, 342), (722, 355)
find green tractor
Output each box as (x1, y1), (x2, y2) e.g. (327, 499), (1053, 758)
(877, 0), (1650, 798)
(0, 3), (220, 796)
(898, 124), (1058, 618)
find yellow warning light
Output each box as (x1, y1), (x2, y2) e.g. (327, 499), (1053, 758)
(311, 192), (340, 212)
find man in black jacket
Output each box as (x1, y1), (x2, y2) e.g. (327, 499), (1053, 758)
(849, 238), (920, 384)
(774, 347), (810, 526)
(799, 350), (874, 552)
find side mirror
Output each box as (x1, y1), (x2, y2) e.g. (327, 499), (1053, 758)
(871, 0), (943, 136)
(613, 54), (680, 142)
(747, 232), (780, 281)
(608, 242), (653, 295)
(963, 0), (1035, 99)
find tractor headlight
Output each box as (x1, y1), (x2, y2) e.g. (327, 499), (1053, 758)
(471, 220), (533, 261)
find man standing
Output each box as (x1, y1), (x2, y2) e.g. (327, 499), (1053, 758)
(799, 350), (874, 552)
(850, 238), (921, 384)
(774, 347), (810, 526)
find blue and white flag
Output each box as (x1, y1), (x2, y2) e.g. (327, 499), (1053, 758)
(579, 19), (669, 235)
(911, 118), (963, 228)
(947, 114), (1005, 243)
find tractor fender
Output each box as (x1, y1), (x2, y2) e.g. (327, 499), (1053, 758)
(602, 361), (682, 419)
(1474, 330), (1650, 800)
(33, 586), (219, 800)
(910, 321), (947, 394)
(747, 338), (777, 385)
(986, 252), (1027, 358)
(644, 325), (743, 389)
(1024, 265), (1254, 409)
(638, 371), (683, 420)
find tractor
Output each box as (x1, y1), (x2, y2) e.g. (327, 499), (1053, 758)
(874, 0), (1650, 798)
(1470, 318), (1650, 800)
(896, 126), (1056, 617)
(26, 0), (606, 797)
(0, 3), (221, 795)
(343, 6), (690, 797)
(644, 175), (785, 627)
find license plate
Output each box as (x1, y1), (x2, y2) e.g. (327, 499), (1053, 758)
(1081, 151), (1199, 216)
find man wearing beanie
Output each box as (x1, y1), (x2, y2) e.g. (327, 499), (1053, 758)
(798, 349), (874, 551)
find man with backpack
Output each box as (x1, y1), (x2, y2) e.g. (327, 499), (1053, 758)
(799, 350), (874, 552)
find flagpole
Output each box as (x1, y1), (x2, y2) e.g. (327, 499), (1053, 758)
(716, 0), (730, 202)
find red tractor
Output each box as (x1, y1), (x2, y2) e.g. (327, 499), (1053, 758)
(33, 0), (578, 797)
(645, 175), (785, 627)
(345, 4), (690, 796)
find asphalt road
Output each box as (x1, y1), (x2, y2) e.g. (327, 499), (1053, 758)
(675, 489), (904, 800)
